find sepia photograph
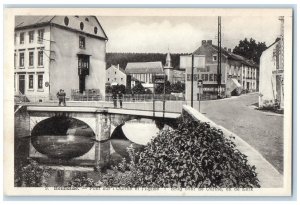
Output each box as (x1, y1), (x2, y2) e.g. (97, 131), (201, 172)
(3, 7), (293, 196)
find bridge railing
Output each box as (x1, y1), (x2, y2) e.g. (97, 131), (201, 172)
(105, 94), (185, 102)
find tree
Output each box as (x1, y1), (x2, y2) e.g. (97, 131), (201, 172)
(171, 81), (185, 93)
(233, 38), (267, 64)
(132, 82), (151, 94)
(155, 81), (171, 94)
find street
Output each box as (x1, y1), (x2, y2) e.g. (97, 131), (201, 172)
(197, 93), (284, 174)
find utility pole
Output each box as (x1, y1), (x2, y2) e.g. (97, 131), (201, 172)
(191, 54), (194, 107)
(217, 16), (222, 98)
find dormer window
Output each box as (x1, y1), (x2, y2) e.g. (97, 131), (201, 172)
(85, 17), (89, 22)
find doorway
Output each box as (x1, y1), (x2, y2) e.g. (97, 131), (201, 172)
(19, 75), (25, 94)
(79, 75), (85, 93)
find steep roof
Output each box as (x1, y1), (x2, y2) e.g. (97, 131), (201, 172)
(15, 16), (108, 40)
(15, 16), (55, 28)
(193, 44), (258, 68)
(107, 65), (126, 74)
(125, 61), (164, 74)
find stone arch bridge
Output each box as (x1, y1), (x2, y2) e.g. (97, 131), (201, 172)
(27, 106), (181, 169)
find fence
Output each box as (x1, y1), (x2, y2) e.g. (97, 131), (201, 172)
(105, 94), (185, 102)
(70, 89), (102, 101)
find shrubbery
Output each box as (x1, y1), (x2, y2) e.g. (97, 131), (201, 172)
(17, 116), (261, 188)
(14, 159), (51, 187)
(103, 116), (260, 188)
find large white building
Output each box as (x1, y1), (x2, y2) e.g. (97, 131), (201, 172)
(14, 16), (108, 102)
(259, 17), (285, 109)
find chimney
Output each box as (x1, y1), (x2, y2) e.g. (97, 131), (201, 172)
(228, 48), (232, 53)
(224, 47), (227, 51)
(202, 40), (207, 46)
(117, 64), (119, 70)
(207, 40), (212, 45)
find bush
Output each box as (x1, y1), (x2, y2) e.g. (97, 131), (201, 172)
(129, 117), (260, 188)
(14, 159), (51, 187)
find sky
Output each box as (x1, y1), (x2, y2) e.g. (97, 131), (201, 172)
(98, 16), (282, 53)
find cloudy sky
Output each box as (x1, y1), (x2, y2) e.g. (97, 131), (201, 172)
(99, 16), (282, 53)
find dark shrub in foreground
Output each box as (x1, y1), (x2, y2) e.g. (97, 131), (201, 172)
(109, 117), (260, 188)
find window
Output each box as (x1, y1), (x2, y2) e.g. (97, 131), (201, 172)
(38, 29), (44, 43)
(29, 31), (34, 43)
(78, 55), (90, 75)
(214, 74), (218, 81)
(14, 53), (17, 68)
(213, 54), (217, 61)
(20, 32), (24, 44)
(38, 51), (43, 66)
(79, 36), (85, 49)
(108, 78), (109, 81)
(121, 78), (123, 81)
(28, 75), (34, 89)
(209, 74), (214, 81)
(29, 52), (34, 67)
(14, 33), (17, 44)
(115, 71), (116, 74)
(38, 75), (43, 89)
(19, 53), (24, 67)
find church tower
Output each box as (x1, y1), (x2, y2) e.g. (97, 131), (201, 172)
(164, 49), (173, 82)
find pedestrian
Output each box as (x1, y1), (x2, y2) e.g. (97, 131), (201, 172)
(62, 90), (66, 106)
(56, 89), (63, 106)
(112, 92), (117, 108)
(118, 91), (123, 108)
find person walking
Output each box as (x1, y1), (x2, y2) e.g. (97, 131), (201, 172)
(112, 91), (117, 108)
(118, 91), (123, 108)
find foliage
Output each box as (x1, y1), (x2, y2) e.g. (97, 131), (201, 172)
(233, 38), (267, 64)
(106, 52), (188, 70)
(67, 173), (96, 187)
(155, 81), (185, 94)
(14, 159), (51, 187)
(106, 84), (126, 94)
(129, 116), (260, 188)
(96, 117), (260, 188)
(131, 82), (152, 94)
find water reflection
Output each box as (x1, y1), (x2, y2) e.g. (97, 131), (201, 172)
(31, 117), (95, 159)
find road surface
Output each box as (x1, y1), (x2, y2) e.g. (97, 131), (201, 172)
(197, 93), (284, 174)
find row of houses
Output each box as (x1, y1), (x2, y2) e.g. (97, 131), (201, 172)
(106, 40), (259, 100)
(13, 15), (273, 104)
(106, 53), (185, 92)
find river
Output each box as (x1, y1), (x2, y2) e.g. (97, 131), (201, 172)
(14, 106), (162, 186)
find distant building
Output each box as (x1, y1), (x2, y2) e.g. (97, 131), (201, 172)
(106, 64), (127, 86)
(259, 17), (284, 109)
(14, 16), (108, 102)
(125, 61), (164, 90)
(181, 40), (258, 101)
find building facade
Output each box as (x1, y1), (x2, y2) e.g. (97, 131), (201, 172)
(182, 40), (258, 101)
(106, 64), (127, 86)
(14, 16), (108, 102)
(125, 61), (164, 89)
(259, 17), (285, 109)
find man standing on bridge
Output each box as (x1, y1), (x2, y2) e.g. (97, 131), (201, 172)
(56, 89), (66, 106)
(118, 91), (123, 108)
